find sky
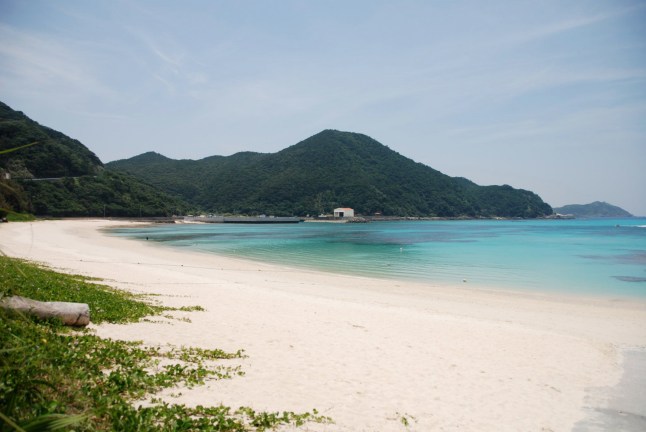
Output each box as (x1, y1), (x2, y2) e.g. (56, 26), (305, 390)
(1, 0), (645, 215)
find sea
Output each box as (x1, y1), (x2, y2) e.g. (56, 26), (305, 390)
(110, 218), (646, 299)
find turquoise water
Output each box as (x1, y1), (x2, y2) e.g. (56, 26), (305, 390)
(110, 218), (646, 298)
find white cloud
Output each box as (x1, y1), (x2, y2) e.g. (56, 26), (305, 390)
(516, 2), (646, 44)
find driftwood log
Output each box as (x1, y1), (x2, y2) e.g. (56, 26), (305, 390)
(0, 295), (90, 326)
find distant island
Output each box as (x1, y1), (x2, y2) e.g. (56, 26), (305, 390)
(553, 201), (633, 218)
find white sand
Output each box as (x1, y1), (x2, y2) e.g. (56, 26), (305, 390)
(2, 219), (645, 431)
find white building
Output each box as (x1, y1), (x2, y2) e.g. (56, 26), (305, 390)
(333, 207), (354, 218)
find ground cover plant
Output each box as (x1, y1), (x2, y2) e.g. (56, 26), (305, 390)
(0, 209), (35, 222)
(0, 255), (165, 323)
(0, 255), (329, 431)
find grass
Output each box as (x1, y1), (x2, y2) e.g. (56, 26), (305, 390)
(0, 255), (331, 431)
(0, 255), (165, 323)
(0, 209), (36, 222)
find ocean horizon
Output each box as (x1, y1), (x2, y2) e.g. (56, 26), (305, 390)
(110, 217), (646, 299)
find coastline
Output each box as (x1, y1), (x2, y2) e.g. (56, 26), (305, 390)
(111, 216), (646, 301)
(1, 219), (645, 431)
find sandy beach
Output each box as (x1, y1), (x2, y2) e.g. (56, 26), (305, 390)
(1, 219), (645, 431)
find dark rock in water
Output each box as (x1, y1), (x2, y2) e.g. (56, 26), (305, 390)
(347, 217), (369, 223)
(613, 276), (646, 283)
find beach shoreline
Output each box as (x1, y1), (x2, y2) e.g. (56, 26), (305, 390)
(1, 219), (645, 431)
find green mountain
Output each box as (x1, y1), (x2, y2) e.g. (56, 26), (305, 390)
(553, 201), (633, 218)
(0, 101), (191, 217)
(108, 130), (553, 218)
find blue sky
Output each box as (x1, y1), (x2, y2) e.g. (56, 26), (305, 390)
(1, 0), (645, 214)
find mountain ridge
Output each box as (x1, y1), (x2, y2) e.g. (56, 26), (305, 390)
(108, 129), (553, 218)
(0, 101), (102, 178)
(0, 101), (191, 217)
(1, 100), (553, 219)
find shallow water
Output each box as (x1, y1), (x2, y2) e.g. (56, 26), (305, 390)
(110, 218), (646, 298)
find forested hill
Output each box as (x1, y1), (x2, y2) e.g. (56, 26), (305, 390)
(553, 202), (633, 218)
(0, 101), (102, 178)
(0, 101), (190, 217)
(108, 130), (553, 218)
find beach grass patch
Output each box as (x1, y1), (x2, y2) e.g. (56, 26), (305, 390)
(177, 305), (206, 312)
(0, 255), (330, 431)
(0, 255), (163, 323)
(0, 208), (36, 222)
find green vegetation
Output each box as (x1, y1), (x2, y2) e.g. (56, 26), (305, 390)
(0, 208), (35, 222)
(20, 170), (190, 217)
(0, 140), (41, 155)
(109, 130), (553, 218)
(553, 201), (633, 218)
(0, 101), (192, 217)
(0, 256), (166, 323)
(0, 255), (330, 431)
(1, 100), (552, 218)
(0, 101), (101, 178)
(0, 178), (31, 217)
